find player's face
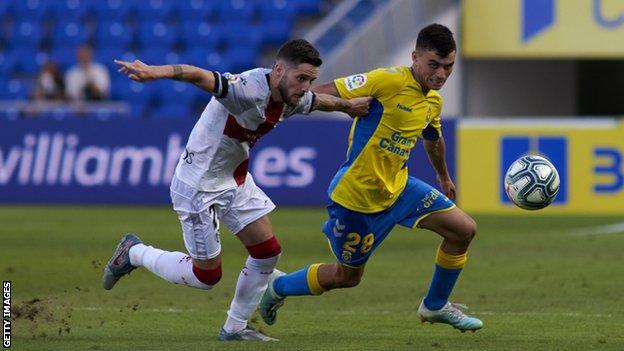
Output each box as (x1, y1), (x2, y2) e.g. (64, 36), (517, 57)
(277, 63), (319, 106)
(412, 49), (455, 90)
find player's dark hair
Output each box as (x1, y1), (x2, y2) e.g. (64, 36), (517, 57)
(276, 39), (323, 67)
(416, 24), (456, 58)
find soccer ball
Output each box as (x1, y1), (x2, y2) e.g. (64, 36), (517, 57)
(504, 155), (560, 210)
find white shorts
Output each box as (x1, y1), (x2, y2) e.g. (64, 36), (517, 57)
(170, 173), (276, 260)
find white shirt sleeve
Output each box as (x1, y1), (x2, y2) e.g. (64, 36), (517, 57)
(215, 72), (261, 116)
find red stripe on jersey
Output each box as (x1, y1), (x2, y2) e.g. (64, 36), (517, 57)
(224, 97), (284, 186)
(233, 158), (249, 186)
(222, 98), (284, 147)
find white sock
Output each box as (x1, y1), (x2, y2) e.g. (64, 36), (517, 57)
(223, 255), (280, 333)
(129, 243), (212, 290)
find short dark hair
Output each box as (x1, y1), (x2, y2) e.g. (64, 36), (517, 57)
(416, 24), (456, 58)
(276, 39), (323, 67)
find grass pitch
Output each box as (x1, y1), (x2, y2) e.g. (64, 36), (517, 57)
(1, 206), (623, 350)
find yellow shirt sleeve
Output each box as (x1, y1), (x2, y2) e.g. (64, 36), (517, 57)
(334, 67), (404, 100)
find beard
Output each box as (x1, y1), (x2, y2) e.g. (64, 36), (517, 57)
(277, 77), (297, 107)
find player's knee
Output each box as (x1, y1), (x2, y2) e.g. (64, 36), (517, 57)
(192, 264), (222, 287)
(458, 217), (477, 244)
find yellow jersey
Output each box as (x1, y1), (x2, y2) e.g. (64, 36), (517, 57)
(328, 66), (443, 213)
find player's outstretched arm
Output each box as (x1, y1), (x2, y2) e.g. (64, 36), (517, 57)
(114, 59), (216, 93)
(423, 137), (456, 200)
(312, 82), (340, 97)
(313, 94), (371, 118)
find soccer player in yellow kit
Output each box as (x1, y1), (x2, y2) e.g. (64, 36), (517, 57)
(259, 24), (483, 332)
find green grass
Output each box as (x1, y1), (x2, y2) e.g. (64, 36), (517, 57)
(1, 206), (623, 350)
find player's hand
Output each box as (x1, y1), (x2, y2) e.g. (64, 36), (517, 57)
(437, 175), (456, 200)
(346, 96), (372, 118)
(114, 59), (160, 82)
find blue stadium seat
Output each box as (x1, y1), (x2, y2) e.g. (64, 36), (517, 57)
(262, 19), (293, 45)
(111, 76), (154, 118)
(137, 21), (178, 50)
(221, 21), (263, 50)
(0, 52), (17, 77)
(92, 0), (133, 21)
(217, 0), (256, 21)
(15, 50), (49, 75)
(150, 80), (197, 119)
(0, 1), (12, 19)
(346, 0), (377, 24)
(258, 0), (297, 21)
(185, 48), (230, 73)
(50, 46), (77, 71)
(317, 27), (347, 54)
(7, 21), (44, 50)
(95, 21), (133, 49)
(293, 0), (322, 15)
(12, 0), (50, 21)
(173, 0), (217, 21)
(180, 21), (221, 51)
(138, 47), (170, 65)
(51, 20), (89, 49)
(0, 78), (31, 100)
(134, 0), (173, 22)
(48, 0), (91, 20)
(223, 46), (258, 73)
(95, 46), (126, 72)
(163, 51), (183, 65)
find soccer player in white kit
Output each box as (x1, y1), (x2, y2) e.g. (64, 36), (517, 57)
(102, 39), (371, 341)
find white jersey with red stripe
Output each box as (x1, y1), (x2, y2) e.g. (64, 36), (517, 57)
(172, 67), (315, 194)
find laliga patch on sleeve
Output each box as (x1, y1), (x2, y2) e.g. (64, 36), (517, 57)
(344, 74), (367, 91)
(223, 73), (240, 84)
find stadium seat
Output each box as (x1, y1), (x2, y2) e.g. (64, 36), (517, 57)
(345, 0), (378, 24)
(51, 20), (90, 49)
(173, 0), (218, 21)
(0, 78), (31, 100)
(293, 0), (322, 15)
(185, 48), (230, 73)
(0, 52), (17, 77)
(222, 46), (258, 73)
(217, 0), (256, 21)
(221, 21), (263, 51)
(180, 21), (222, 51)
(0, 1), (12, 19)
(258, 0), (297, 21)
(262, 18), (293, 45)
(317, 27), (347, 54)
(138, 47), (170, 66)
(134, 0), (173, 22)
(7, 21), (44, 50)
(137, 21), (178, 51)
(48, 0), (91, 21)
(49, 46), (77, 71)
(92, 0), (133, 21)
(15, 50), (49, 75)
(95, 46), (126, 72)
(12, 0), (49, 21)
(95, 21), (133, 50)
(111, 76), (154, 119)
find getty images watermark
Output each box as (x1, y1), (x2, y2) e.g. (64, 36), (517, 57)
(3, 281), (10, 348)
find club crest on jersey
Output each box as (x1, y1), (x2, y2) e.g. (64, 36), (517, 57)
(344, 74), (367, 91)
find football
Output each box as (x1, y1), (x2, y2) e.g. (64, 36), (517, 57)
(504, 155), (560, 210)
